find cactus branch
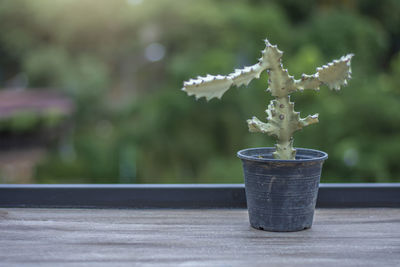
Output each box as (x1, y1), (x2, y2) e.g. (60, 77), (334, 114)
(316, 54), (353, 90)
(182, 75), (233, 101)
(182, 39), (353, 160)
(182, 39), (283, 101)
(295, 74), (321, 91)
(300, 114), (319, 127)
(247, 116), (279, 137)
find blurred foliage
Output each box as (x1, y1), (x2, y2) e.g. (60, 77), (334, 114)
(0, 0), (399, 183)
(0, 109), (66, 133)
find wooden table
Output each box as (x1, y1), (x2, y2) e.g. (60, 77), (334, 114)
(1, 208), (399, 266)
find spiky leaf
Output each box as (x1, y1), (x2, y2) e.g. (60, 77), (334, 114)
(182, 75), (233, 101)
(317, 54), (353, 90)
(182, 39), (284, 101)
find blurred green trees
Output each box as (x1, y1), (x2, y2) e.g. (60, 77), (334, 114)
(0, 0), (399, 183)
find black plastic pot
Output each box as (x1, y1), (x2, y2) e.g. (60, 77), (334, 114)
(237, 147), (328, 232)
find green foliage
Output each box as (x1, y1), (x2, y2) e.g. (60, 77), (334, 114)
(8, 111), (39, 132)
(0, 0), (399, 183)
(0, 109), (66, 133)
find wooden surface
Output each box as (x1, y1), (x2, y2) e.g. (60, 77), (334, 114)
(1, 208), (399, 266)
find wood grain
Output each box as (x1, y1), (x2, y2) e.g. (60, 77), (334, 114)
(0, 208), (399, 266)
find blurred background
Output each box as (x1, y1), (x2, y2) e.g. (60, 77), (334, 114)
(0, 0), (399, 184)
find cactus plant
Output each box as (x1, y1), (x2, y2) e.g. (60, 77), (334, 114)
(182, 38), (353, 160)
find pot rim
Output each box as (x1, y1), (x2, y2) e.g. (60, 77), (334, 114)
(237, 147), (328, 163)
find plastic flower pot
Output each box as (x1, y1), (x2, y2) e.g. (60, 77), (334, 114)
(237, 147), (328, 232)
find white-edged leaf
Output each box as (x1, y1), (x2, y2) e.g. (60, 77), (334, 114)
(317, 54), (353, 90)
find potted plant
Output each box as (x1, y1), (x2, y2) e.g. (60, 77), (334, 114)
(182, 38), (353, 231)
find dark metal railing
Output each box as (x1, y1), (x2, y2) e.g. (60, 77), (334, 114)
(1, 183), (399, 208)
